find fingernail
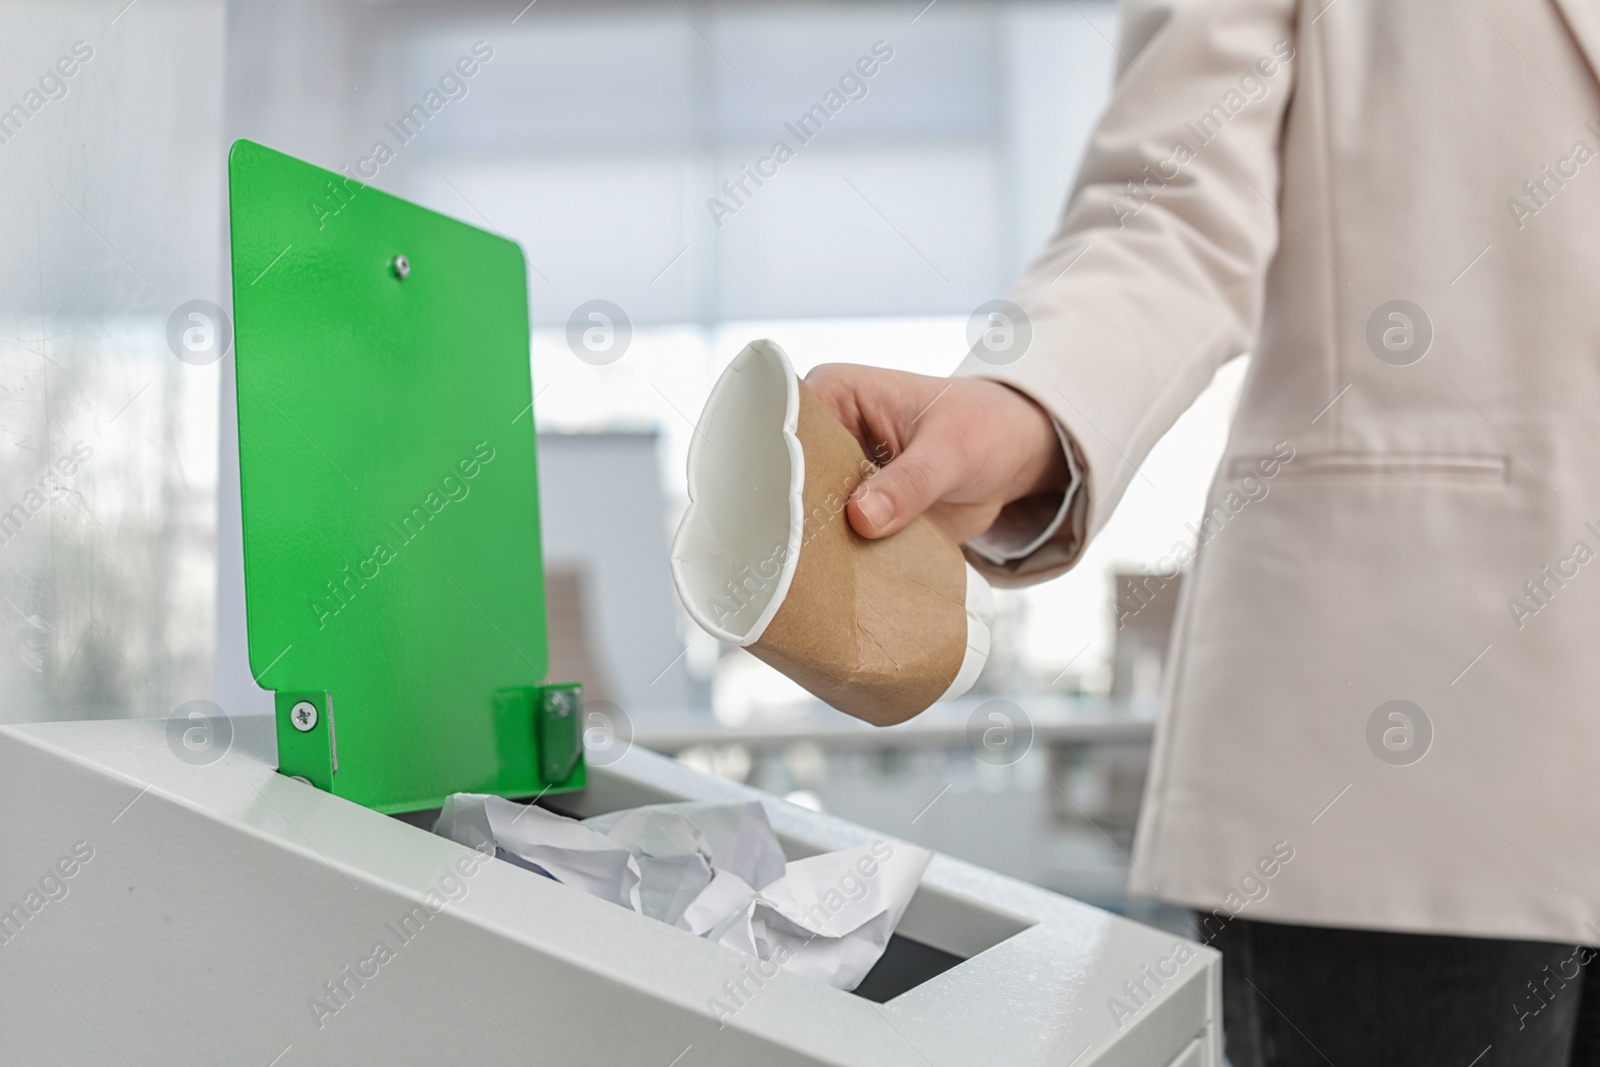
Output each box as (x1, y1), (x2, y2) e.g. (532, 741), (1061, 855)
(855, 489), (891, 532)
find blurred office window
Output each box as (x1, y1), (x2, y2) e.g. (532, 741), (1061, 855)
(222, 0), (1117, 320)
(1, 3), (226, 723)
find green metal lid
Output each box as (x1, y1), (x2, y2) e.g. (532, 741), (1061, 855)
(228, 139), (583, 814)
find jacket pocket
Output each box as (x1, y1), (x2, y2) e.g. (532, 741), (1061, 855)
(1224, 452), (1509, 482)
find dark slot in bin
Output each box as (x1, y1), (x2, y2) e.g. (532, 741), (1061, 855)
(850, 934), (963, 1003)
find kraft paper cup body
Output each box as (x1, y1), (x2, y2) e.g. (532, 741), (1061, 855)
(670, 340), (992, 726)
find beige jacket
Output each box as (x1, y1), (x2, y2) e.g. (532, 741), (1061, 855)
(959, 0), (1600, 945)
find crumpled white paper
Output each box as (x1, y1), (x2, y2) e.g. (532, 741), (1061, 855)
(433, 795), (931, 991)
(716, 844), (931, 991)
(584, 801), (786, 928)
(434, 793), (643, 911)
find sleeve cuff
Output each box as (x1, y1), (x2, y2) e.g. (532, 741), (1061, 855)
(965, 413), (1083, 566)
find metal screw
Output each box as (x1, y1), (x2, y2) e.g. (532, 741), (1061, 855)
(290, 700), (318, 732)
(391, 254), (410, 280)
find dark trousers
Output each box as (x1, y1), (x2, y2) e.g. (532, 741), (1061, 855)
(1206, 915), (1600, 1067)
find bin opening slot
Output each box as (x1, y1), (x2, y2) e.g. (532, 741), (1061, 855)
(851, 933), (963, 1003)
(389, 792), (1031, 1002)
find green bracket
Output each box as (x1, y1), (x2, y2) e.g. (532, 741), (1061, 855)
(493, 683), (586, 794)
(229, 139), (587, 813)
(538, 684), (584, 786)
(274, 691), (335, 792)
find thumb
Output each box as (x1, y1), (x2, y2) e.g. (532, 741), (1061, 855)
(847, 438), (958, 539)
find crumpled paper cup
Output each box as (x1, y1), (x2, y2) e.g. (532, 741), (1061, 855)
(670, 340), (992, 726)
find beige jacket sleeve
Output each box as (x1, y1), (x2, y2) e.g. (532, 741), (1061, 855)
(957, 0), (1299, 586)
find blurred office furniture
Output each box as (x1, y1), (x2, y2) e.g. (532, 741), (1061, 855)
(1111, 568), (1184, 712)
(536, 430), (691, 712)
(1041, 567), (1185, 857)
(542, 564), (620, 706)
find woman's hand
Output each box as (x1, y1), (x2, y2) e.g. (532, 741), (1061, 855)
(804, 364), (1070, 544)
